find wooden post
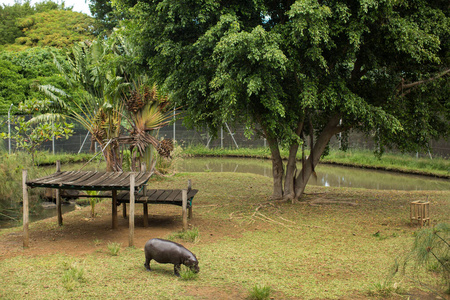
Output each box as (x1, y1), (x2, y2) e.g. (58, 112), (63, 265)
(122, 203), (127, 218)
(22, 170), (29, 248)
(182, 189), (188, 231)
(56, 161), (62, 226)
(129, 174), (135, 247)
(142, 181), (148, 227)
(187, 180), (193, 219)
(112, 190), (118, 229)
(143, 203), (148, 227)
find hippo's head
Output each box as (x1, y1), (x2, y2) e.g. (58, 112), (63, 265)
(185, 257), (200, 273)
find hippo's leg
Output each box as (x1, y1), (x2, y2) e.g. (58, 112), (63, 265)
(174, 264), (181, 277)
(144, 257), (152, 271)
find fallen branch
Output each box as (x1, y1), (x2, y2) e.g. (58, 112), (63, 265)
(229, 211), (245, 220)
(309, 199), (357, 206)
(253, 212), (294, 231)
(278, 216), (296, 224)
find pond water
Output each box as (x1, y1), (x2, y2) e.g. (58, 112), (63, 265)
(1, 157), (448, 228)
(177, 157), (450, 191)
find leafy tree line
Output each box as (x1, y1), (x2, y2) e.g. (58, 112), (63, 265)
(0, 0), (57, 45)
(0, 47), (69, 110)
(0, 0), (95, 49)
(112, 0), (449, 201)
(0, 1), (97, 113)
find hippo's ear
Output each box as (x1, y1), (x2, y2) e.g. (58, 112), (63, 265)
(187, 257), (197, 265)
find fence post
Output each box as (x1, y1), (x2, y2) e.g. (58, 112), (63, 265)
(52, 120), (55, 155)
(173, 107), (176, 141)
(22, 169), (29, 248)
(8, 104), (13, 155)
(221, 127), (223, 148)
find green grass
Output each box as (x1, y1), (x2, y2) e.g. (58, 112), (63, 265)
(321, 149), (450, 177)
(178, 265), (199, 281)
(61, 261), (85, 291)
(168, 227), (200, 243)
(1, 172), (449, 298)
(106, 242), (121, 256)
(34, 151), (96, 166)
(249, 284), (272, 300)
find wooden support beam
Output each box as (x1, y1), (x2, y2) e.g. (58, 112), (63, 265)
(187, 180), (193, 219)
(143, 182), (148, 227)
(112, 190), (118, 229)
(56, 188), (62, 226)
(122, 203), (127, 218)
(143, 203), (148, 227)
(182, 189), (188, 231)
(129, 174), (135, 247)
(22, 170), (29, 248)
(56, 161), (62, 226)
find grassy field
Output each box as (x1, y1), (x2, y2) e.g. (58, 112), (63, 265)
(1, 172), (449, 299)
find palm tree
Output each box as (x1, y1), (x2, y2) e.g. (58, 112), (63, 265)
(121, 82), (174, 171)
(37, 35), (175, 171)
(50, 38), (129, 171)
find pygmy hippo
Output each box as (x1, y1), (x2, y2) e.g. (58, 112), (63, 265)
(144, 238), (199, 277)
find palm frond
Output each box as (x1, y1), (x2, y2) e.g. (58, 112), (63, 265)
(27, 113), (67, 125)
(52, 52), (74, 87)
(37, 85), (71, 111)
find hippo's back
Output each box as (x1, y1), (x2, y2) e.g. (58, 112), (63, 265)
(145, 238), (187, 264)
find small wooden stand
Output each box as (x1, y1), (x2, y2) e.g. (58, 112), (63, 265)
(410, 200), (430, 226)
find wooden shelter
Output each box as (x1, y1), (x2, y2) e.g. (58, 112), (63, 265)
(22, 162), (197, 248)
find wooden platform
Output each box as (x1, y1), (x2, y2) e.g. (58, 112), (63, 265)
(117, 189), (199, 206)
(116, 188), (199, 228)
(27, 170), (152, 191)
(22, 162), (198, 248)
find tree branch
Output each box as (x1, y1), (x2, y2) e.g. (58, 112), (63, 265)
(396, 68), (450, 97)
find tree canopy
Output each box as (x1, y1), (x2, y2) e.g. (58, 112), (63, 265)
(0, 1), (98, 113)
(0, 47), (70, 111)
(0, 0), (80, 48)
(114, 0), (449, 200)
(89, 0), (123, 35)
(14, 9), (96, 49)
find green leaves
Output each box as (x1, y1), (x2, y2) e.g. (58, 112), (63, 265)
(14, 10), (96, 49)
(387, 15), (441, 63)
(113, 0), (449, 159)
(211, 25), (288, 121)
(2, 98), (74, 164)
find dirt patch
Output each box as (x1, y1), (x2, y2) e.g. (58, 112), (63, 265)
(0, 201), (233, 260)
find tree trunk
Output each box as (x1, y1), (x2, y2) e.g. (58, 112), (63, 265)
(293, 114), (342, 200)
(283, 144), (298, 201)
(90, 138), (96, 153)
(105, 150), (114, 172)
(283, 120), (304, 201)
(263, 130), (284, 199)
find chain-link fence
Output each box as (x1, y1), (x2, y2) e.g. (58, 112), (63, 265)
(1, 115), (449, 158)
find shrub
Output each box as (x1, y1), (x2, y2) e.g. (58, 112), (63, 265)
(249, 284), (272, 300)
(62, 262), (85, 291)
(107, 242), (121, 256)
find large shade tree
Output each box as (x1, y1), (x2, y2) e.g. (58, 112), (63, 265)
(113, 0), (449, 201)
